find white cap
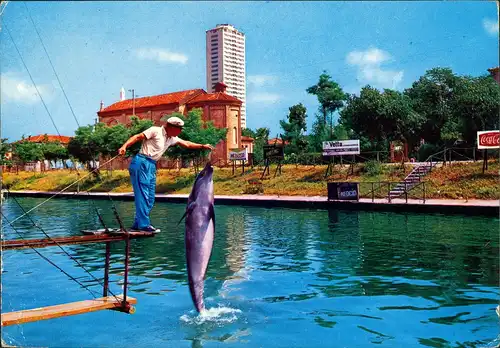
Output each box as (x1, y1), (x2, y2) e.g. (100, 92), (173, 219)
(166, 116), (184, 127)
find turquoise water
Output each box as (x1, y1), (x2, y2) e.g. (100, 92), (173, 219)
(1, 197), (499, 347)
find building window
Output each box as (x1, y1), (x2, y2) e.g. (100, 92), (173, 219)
(233, 127), (237, 144)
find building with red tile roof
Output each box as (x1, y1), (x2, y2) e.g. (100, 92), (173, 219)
(241, 135), (255, 162)
(97, 82), (243, 166)
(267, 137), (289, 145)
(16, 134), (72, 145)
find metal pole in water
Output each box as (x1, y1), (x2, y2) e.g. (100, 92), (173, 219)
(103, 242), (110, 297)
(123, 234), (130, 309)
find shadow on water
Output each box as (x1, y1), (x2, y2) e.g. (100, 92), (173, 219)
(1, 197), (499, 347)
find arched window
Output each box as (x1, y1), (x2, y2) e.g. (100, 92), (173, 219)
(107, 118), (118, 126)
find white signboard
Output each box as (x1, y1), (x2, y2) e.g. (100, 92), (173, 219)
(477, 130), (500, 149)
(322, 140), (360, 156)
(229, 148), (248, 161)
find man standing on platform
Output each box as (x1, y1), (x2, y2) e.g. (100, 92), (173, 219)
(118, 116), (214, 232)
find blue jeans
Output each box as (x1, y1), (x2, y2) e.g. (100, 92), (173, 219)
(129, 154), (157, 229)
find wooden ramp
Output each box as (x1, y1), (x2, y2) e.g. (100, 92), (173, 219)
(1, 295), (136, 326)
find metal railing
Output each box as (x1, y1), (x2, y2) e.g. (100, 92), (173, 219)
(358, 181), (427, 203)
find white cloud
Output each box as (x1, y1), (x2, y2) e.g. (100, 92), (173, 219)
(248, 74), (278, 86)
(346, 47), (404, 90)
(135, 47), (188, 64)
(483, 18), (499, 36)
(248, 92), (281, 104)
(1, 73), (52, 104)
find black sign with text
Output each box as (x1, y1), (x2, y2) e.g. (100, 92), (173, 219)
(327, 182), (359, 201)
(263, 145), (284, 160)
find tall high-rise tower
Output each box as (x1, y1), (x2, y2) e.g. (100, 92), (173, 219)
(206, 24), (246, 128)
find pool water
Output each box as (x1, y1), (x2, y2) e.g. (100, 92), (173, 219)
(1, 197), (499, 347)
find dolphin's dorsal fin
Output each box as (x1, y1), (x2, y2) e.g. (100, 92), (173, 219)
(177, 202), (197, 225)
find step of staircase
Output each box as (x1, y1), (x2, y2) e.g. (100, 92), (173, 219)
(388, 163), (435, 198)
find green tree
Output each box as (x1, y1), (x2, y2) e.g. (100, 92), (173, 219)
(452, 74), (500, 145)
(165, 108), (227, 167)
(125, 116), (154, 156)
(339, 85), (424, 151)
(280, 103), (309, 155)
(332, 124), (350, 141)
(0, 138), (12, 166)
(13, 140), (44, 165)
(404, 67), (459, 145)
(67, 125), (101, 170)
(308, 113), (329, 152)
(241, 128), (256, 138)
(41, 141), (69, 168)
(306, 71), (348, 134)
(240, 127), (269, 163)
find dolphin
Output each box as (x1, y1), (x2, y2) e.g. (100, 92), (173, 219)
(181, 162), (215, 313)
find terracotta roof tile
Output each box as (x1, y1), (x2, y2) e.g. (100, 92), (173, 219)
(100, 89), (205, 113)
(188, 92), (242, 104)
(20, 135), (72, 144)
(267, 138), (289, 145)
(241, 136), (254, 142)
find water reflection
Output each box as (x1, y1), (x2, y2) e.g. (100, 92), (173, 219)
(1, 197), (499, 347)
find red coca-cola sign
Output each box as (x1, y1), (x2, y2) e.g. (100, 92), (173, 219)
(477, 131), (500, 149)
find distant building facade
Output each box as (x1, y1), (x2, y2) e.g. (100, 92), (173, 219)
(97, 83), (246, 168)
(10, 134), (72, 172)
(206, 24), (247, 128)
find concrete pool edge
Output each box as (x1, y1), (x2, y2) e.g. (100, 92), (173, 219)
(4, 190), (499, 217)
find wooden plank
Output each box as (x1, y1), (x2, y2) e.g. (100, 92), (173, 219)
(81, 228), (161, 235)
(1, 232), (155, 250)
(81, 228), (122, 235)
(1, 295), (137, 326)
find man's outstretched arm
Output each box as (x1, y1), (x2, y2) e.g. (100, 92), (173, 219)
(118, 133), (146, 155)
(176, 139), (214, 151)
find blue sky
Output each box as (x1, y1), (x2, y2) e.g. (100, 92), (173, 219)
(1, 1), (498, 141)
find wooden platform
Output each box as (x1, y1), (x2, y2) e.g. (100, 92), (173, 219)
(2, 231), (155, 250)
(1, 295), (137, 326)
(81, 228), (161, 235)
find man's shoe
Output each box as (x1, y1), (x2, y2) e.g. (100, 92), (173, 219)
(141, 225), (160, 233)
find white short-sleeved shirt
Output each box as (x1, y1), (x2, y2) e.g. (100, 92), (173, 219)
(139, 126), (181, 161)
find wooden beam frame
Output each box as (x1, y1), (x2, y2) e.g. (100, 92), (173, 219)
(2, 231), (155, 250)
(1, 295), (137, 326)
(1, 230), (156, 326)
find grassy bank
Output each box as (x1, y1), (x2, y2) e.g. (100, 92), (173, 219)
(2, 161), (498, 200)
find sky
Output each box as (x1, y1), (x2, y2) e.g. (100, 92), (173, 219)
(1, 1), (498, 141)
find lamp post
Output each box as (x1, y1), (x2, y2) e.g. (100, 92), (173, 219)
(128, 89), (136, 116)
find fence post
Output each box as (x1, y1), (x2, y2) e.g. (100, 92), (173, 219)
(388, 182), (391, 203)
(473, 147), (476, 162)
(377, 151), (380, 162)
(423, 181), (426, 203)
(405, 182), (408, 203)
(372, 182), (374, 202)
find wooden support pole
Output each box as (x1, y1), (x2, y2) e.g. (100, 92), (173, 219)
(122, 233), (130, 309)
(103, 242), (111, 297)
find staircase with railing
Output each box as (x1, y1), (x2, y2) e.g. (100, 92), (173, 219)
(388, 148), (447, 199)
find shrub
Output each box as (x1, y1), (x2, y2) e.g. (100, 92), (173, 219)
(244, 179), (264, 194)
(418, 144), (440, 162)
(364, 160), (382, 176)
